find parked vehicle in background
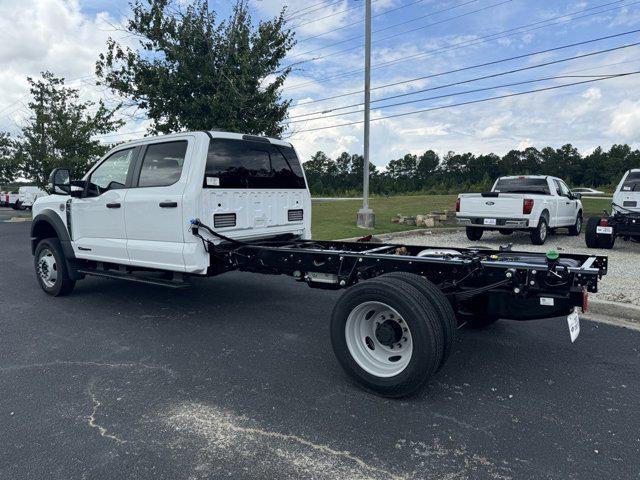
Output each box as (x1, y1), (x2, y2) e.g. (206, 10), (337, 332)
(16, 186), (47, 210)
(586, 169), (640, 249)
(571, 187), (606, 196)
(2, 191), (20, 209)
(456, 175), (583, 245)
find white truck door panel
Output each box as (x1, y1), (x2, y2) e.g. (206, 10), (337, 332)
(72, 190), (129, 263)
(72, 147), (137, 264)
(125, 140), (189, 271)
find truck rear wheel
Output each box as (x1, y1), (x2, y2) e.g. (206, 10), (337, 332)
(330, 276), (446, 398)
(380, 272), (456, 371)
(466, 227), (483, 241)
(34, 238), (76, 296)
(530, 217), (548, 245)
(585, 217), (616, 249)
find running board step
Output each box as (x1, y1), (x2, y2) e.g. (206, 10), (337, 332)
(77, 268), (189, 288)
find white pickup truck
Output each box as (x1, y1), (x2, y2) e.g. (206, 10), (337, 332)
(456, 175), (583, 245)
(29, 132), (608, 398)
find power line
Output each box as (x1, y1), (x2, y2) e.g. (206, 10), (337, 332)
(290, 0), (480, 58)
(296, 0), (450, 44)
(288, 50), (640, 121)
(286, 0), (345, 22)
(282, 73), (627, 125)
(282, 0), (512, 69)
(288, 71), (640, 134)
(290, 28), (640, 107)
(290, 0), (381, 30)
(283, 0), (635, 91)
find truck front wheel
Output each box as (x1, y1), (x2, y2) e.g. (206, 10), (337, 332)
(330, 276), (447, 398)
(34, 238), (76, 296)
(466, 227), (483, 241)
(530, 217), (548, 245)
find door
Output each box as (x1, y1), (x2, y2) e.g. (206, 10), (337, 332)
(124, 140), (189, 271)
(72, 148), (137, 263)
(557, 180), (577, 226)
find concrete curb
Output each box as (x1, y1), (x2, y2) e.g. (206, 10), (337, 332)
(586, 300), (640, 327)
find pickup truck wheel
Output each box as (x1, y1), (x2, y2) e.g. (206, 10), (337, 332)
(530, 217), (548, 245)
(568, 213), (582, 236)
(331, 277), (444, 398)
(380, 272), (456, 371)
(465, 227), (483, 241)
(585, 217), (616, 249)
(34, 238), (75, 296)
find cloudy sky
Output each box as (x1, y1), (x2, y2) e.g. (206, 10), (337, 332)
(1, 0), (639, 168)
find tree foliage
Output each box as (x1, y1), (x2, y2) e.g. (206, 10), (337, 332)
(0, 133), (19, 184)
(12, 72), (123, 188)
(303, 144), (640, 196)
(95, 0), (294, 137)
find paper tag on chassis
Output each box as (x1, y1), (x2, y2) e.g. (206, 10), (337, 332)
(567, 308), (580, 343)
(596, 226), (613, 234)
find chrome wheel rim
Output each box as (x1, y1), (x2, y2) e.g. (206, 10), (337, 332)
(37, 248), (57, 288)
(576, 217), (582, 234)
(540, 222), (547, 241)
(345, 301), (413, 378)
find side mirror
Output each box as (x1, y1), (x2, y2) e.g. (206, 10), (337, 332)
(48, 168), (71, 195)
(571, 191), (582, 200)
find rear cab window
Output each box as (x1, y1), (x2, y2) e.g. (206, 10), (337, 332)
(621, 171), (640, 191)
(204, 139), (306, 189)
(138, 141), (188, 187)
(494, 177), (551, 195)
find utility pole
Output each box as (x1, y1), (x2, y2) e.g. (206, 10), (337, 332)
(357, 0), (375, 229)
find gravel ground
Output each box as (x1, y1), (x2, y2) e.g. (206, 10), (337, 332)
(400, 229), (640, 306)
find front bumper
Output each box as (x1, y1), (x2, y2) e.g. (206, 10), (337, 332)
(457, 217), (530, 228)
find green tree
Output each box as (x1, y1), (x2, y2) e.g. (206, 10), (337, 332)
(0, 133), (19, 184)
(96, 0), (294, 137)
(16, 72), (123, 188)
(416, 150), (439, 183)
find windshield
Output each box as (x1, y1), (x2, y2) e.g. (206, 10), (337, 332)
(493, 177), (550, 195)
(205, 139), (306, 189)
(621, 172), (640, 191)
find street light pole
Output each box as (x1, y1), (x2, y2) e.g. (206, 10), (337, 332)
(357, 0), (375, 229)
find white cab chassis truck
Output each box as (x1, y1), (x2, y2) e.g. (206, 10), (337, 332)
(585, 169), (640, 249)
(456, 175), (583, 245)
(31, 131), (607, 398)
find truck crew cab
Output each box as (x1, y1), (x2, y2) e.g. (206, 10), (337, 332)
(456, 175), (583, 245)
(31, 131), (311, 295)
(30, 131), (607, 398)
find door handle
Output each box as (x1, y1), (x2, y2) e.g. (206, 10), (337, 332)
(159, 201), (178, 208)
(106, 202), (121, 209)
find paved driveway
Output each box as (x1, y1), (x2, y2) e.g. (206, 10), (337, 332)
(1, 221), (639, 479)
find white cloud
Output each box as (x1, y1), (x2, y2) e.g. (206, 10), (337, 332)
(609, 100), (640, 140)
(0, 0), (131, 134)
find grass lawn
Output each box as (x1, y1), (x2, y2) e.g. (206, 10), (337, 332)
(311, 195), (612, 240)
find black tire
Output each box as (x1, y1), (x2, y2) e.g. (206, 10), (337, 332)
(330, 277), (445, 398)
(381, 272), (456, 371)
(466, 227), (483, 241)
(585, 216), (616, 249)
(34, 238), (76, 296)
(568, 212), (582, 236)
(530, 216), (548, 245)
(499, 229), (514, 235)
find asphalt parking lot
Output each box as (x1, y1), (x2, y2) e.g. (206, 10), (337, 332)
(1, 213), (639, 479)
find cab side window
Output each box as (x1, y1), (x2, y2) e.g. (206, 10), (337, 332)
(138, 141), (188, 187)
(558, 181), (571, 197)
(90, 148), (135, 191)
(552, 179), (563, 196)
